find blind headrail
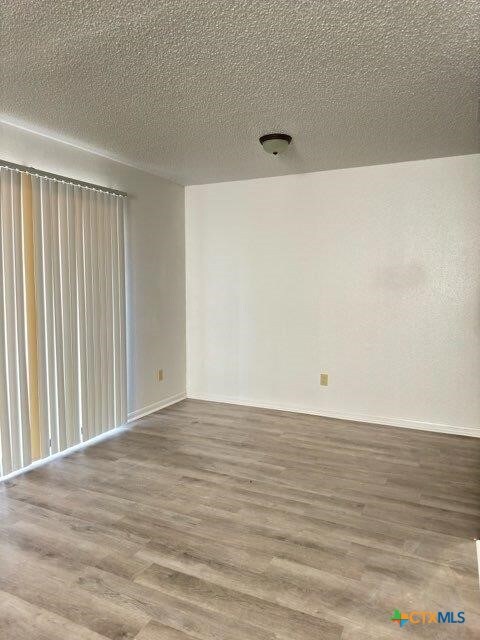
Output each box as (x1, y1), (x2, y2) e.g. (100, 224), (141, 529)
(0, 158), (127, 197)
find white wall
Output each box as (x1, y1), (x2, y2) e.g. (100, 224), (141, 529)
(1, 121), (186, 418)
(186, 155), (480, 436)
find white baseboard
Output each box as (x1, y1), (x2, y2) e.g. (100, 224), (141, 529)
(127, 392), (187, 422)
(187, 392), (480, 438)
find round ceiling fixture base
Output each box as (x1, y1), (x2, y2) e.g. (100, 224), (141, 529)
(259, 133), (292, 155)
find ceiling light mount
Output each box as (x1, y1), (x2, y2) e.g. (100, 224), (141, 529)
(259, 133), (292, 155)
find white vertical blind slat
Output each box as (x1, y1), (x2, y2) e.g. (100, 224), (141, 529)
(104, 196), (115, 429)
(42, 181), (59, 454)
(52, 182), (67, 451)
(2, 171), (23, 470)
(74, 187), (88, 442)
(32, 177), (51, 458)
(0, 169), (14, 475)
(14, 172), (31, 467)
(117, 198), (127, 425)
(111, 197), (127, 427)
(110, 196), (121, 427)
(0, 169), (32, 472)
(91, 191), (102, 437)
(83, 189), (95, 441)
(65, 186), (80, 447)
(57, 181), (71, 449)
(0, 207), (10, 474)
(97, 193), (108, 428)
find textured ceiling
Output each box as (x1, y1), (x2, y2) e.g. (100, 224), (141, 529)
(1, 1), (479, 185)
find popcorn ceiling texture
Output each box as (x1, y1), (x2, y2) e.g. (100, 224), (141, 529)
(1, 0), (479, 184)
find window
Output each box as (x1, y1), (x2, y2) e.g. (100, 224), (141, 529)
(0, 165), (126, 476)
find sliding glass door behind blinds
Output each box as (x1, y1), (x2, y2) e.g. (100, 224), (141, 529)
(0, 167), (127, 476)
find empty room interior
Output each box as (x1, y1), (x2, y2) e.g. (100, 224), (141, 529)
(1, 2), (480, 638)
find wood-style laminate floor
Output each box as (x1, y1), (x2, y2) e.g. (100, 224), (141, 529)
(0, 399), (479, 639)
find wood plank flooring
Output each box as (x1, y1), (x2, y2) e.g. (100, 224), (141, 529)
(0, 399), (479, 639)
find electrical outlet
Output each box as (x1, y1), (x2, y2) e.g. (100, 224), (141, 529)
(320, 373), (329, 386)
(158, 369), (164, 382)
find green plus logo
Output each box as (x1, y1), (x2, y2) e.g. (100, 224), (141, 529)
(391, 609), (409, 628)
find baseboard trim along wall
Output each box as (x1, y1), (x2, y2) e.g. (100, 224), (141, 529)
(187, 393), (480, 438)
(127, 392), (187, 422)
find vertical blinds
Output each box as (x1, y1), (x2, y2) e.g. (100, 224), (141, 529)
(0, 166), (127, 477)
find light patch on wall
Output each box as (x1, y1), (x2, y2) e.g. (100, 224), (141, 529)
(376, 262), (426, 291)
